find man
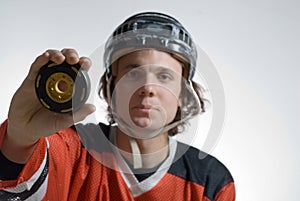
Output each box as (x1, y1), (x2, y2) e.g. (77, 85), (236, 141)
(0, 12), (235, 200)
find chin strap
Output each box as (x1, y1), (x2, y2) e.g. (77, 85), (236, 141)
(111, 80), (202, 169)
(129, 137), (143, 169)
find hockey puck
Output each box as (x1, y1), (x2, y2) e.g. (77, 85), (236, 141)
(35, 61), (90, 113)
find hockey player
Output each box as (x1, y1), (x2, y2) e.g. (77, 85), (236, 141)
(0, 12), (235, 200)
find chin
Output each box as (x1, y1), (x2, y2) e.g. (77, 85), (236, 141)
(131, 117), (153, 128)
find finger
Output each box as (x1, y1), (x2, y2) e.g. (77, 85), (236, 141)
(27, 51), (50, 81)
(61, 48), (80, 65)
(47, 49), (66, 64)
(78, 56), (92, 71)
(26, 49), (65, 82)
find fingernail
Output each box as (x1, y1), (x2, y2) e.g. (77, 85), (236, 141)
(43, 52), (50, 57)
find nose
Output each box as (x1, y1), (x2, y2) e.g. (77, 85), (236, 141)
(137, 71), (157, 97)
(138, 84), (155, 97)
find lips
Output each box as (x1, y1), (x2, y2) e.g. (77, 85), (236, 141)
(132, 104), (159, 113)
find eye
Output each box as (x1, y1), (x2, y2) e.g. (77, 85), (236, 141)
(124, 69), (140, 80)
(157, 73), (172, 82)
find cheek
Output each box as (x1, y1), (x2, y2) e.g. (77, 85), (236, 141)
(164, 82), (181, 103)
(159, 89), (181, 121)
(112, 77), (137, 110)
(114, 87), (131, 111)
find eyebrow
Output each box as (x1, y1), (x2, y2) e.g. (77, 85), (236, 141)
(154, 66), (175, 72)
(116, 64), (140, 75)
(117, 63), (179, 76)
(124, 64), (175, 71)
(112, 63), (139, 76)
(124, 64), (140, 69)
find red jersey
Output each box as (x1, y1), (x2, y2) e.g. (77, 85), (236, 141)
(0, 121), (235, 200)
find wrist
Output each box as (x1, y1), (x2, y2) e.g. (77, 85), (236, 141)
(1, 122), (39, 164)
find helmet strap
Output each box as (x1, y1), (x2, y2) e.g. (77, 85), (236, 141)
(129, 137), (143, 169)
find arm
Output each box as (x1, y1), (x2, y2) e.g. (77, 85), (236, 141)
(0, 49), (95, 164)
(215, 182), (236, 201)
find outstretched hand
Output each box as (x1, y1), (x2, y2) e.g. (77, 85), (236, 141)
(6, 49), (95, 152)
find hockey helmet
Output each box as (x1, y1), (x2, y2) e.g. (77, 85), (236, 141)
(103, 12), (197, 81)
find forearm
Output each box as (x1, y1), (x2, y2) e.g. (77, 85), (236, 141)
(0, 125), (49, 200)
(0, 120), (38, 164)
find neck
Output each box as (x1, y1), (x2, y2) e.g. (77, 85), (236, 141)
(116, 128), (169, 169)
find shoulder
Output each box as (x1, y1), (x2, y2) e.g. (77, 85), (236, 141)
(169, 142), (234, 200)
(71, 122), (110, 138)
(70, 122), (112, 153)
(47, 122), (110, 153)
(46, 122), (112, 167)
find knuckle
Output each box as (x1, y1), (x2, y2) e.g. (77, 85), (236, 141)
(46, 49), (63, 58)
(46, 49), (59, 54)
(79, 57), (92, 69)
(61, 48), (78, 55)
(80, 56), (91, 63)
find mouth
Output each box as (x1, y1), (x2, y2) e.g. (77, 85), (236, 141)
(132, 105), (159, 113)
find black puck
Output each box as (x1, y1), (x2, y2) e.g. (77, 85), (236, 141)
(35, 61), (90, 113)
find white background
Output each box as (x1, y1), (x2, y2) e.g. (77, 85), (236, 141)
(1, 0), (299, 200)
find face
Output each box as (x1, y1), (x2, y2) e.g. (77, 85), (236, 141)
(112, 49), (182, 138)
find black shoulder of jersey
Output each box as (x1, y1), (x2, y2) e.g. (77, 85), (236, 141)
(71, 122), (112, 153)
(168, 142), (234, 200)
